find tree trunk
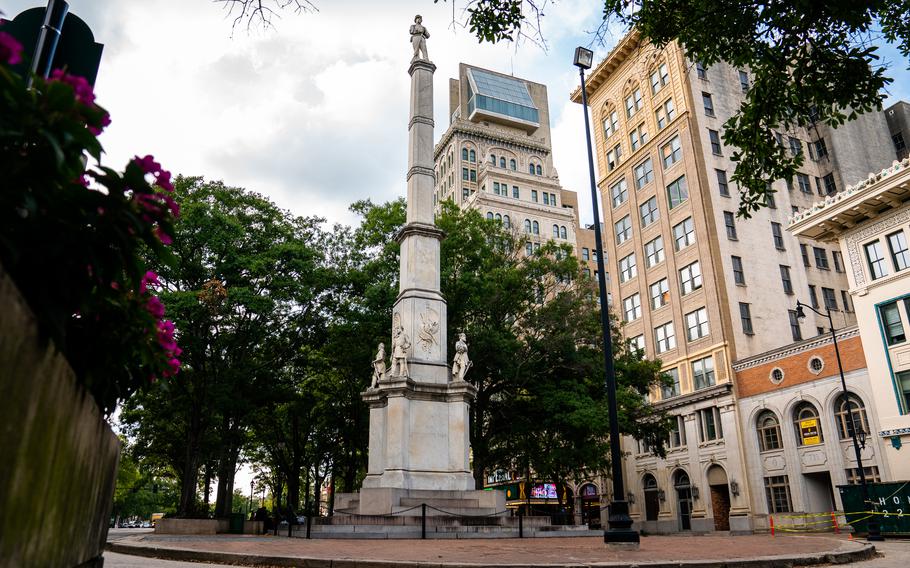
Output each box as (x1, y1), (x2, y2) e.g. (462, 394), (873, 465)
(203, 463), (212, 511)
(328, 470), (336, 516)
(303, 467), (311, 515)
(178, 426), (201, 516)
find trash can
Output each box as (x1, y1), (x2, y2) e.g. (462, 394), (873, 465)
(228, 513), (245, 534)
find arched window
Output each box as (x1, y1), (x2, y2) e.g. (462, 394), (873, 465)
(560, 226), (567, 239)
(757, 410), (782, 452)
(487, 212), (494, 220)
(500, 157), (506, 168)
(495, 213), (502, 222)
(642, 473), (659, 521)
(462, 148), (469, 160)
(490, 154), (496, 164)
(536, 164), (542, 176)
(510, 158), (517, 171)
(792, 402), (823, 446)
(524, 219), (532, 233)
(530, 163), (536, 174)
(469, 149), (476, 162)
(503, 215), (510, 228)
(552, 224), (559, 238)
(835, 393), (869, 440)
(532, 221), (540, 235)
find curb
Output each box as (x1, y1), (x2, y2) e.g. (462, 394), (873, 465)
(106, 538), (876, 568)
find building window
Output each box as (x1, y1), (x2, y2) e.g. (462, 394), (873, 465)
(797, 173), (812, 193)
(698, 407), (722, 441)
(833, 250), (845, 273)
(560, 226), (567, 239)
(757, 411), (783, 452)
(739, 70), (749, 92)
(841, 290), (851, 312)
(667, 175), (689, 208)
(673, 217), (695, 250)
(645, 236), (665, 267)
(607, 143), (622, 171)
(779, 265), (793, 294)
(898, 370), (910, 414)
(532, 221), (539, 235)
(508, 158), (516, 171)
(626, 87), (643, 117)
(650, 278), (670, 310)
(813, 247), (829, 269)
(788, 136), (802, 157)
(524, 219), (532, 233)
(525, 242), (533, 256)
(814, 138), (828, 159)
(793, 402), (822, 446)
(536, 164), (542, 175)
(800, 244), (811, 267)
(470, 169), (477, 182)
(462, 167), (469, 180)
(650, 62), (669, 94)
(686, 307), (710, 341)
(708, 129), (722, 155)
(503, 215), (510, 229)
(716, 169), (729, 197)
(603, 110), (619, 139)
(662, 368), (680, 399)
(580, 248), (590, 262)
(499, 157), (506, 168)
(623, 293), (642, 322)
(771, 222), (785, 250)
(635, 157), (654, 189)
(640, 196), (660, 227)
(611, 178), (628, 207)
(696, 61), (707, 79)
(490, 153), (496, 165)
(619, 253), (638, 283)
(692, 356), (715, 390)
(548, 192), (556, 206)
(808, 284), (819, 309)
(679, 261), (703, 295)
(667, 414), (686, 448)
(732, 256), (745, 285)
(723, 211), (737, 240)
(615, 215), (632, 244)
(865, 240), (888, 280)
(822, 287), (838, 311)
(656, 98), (675, 129)
(552, 224), (559, 238)
(823, 173), (837, 195)
(529, 163), (536, 175)
(880, 301), (906, 345)
(543, 192), (550, 206)
(739, 302), (754, 334)
(655, 321), (676, 353)
(462, 147), (469, 160)
(630, 124), (648, 152)
(835, 393), (870, 440)
(531, 190), (538, 203)
(764, 476), (793, 513)
(788, 309), (802, 341)
(487, 212), (494, 220)
(888, 230), (909, 271)
(846, 466), (882, 485)
(661, 135), (682, 169)
(702, 92), (715, 116)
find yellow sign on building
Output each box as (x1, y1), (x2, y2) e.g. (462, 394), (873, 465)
(800, 418), (821, 445)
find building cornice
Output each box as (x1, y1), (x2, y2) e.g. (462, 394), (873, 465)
(731, 326), (860, 371)
(788, 158), (910, 242)
(569, 28), (641, 104)
(654, 382), (732, 412)
(434, 119), (551, 159)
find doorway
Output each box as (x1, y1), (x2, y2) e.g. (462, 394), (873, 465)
(674, 470), (692, 531)
(707, 465), (731, 531)
(579, 484), (601, 528)
(643, 474), (660, 521)
(803, 471), (836, 512)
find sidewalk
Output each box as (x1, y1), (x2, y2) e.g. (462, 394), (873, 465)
(107, 533), (875, 567)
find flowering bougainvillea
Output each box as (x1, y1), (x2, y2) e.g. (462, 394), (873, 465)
(0, 24), (180, 414)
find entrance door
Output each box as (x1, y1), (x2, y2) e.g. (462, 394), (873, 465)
(675, 471), (692, 531)
(643, 474), (660, 521)
(707, 464), (730, 531)
(710, 485), (731, 531)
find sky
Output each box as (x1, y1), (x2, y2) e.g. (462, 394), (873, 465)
(4, 0), (909, 230)
(5, 0), (908, 494)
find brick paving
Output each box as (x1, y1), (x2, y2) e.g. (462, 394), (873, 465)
(111, 533), (866, 565)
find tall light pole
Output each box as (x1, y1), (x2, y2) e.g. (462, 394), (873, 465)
(795, 300), (883, 541)
(574, 46), (639, 547)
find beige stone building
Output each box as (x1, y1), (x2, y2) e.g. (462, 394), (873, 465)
(571, 30), (897, 533)
(790, 157), (910, 481)
(434, 64), (581, 258)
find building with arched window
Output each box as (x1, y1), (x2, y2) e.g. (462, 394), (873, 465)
(434, 63), (581, 266)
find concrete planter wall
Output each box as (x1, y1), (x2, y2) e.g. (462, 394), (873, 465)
(0, 265), (121, 568)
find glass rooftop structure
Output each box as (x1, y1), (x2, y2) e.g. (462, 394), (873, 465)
(466, 68), (539, 129)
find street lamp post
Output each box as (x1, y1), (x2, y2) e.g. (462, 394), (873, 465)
(795, 300), (883, 541)
(574, 46), (640, 547)
(248, 478), (255, 519)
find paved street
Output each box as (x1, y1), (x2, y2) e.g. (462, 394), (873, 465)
(852, 540), (910, 568)
(105, 551), (235, 567)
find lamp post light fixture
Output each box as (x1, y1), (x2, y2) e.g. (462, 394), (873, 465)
(575, 45), (640, 547)
(795, 300), (883, 541)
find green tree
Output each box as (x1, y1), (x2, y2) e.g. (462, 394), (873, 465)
(446, 0), (910, 217)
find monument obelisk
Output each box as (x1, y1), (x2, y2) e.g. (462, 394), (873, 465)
(348, 16), (502, 516)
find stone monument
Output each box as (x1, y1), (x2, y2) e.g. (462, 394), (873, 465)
(335, 16), (504, 517)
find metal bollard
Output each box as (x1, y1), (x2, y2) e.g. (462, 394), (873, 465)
(306, 514), (312, 539)
(421, 503), (427, 539)
(519, 509), (523, 538)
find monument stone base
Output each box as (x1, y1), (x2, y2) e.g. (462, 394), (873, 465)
(335, 487), (505, 516)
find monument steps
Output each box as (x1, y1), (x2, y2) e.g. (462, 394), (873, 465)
(291, 523), (603, 539)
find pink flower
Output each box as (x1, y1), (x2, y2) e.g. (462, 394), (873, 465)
(50, 69), (95, 105)
(76, 174), (89, 187)
(87, 113), (111, 136)
(156, 170), (174, 193)
(134, 155), (161, 175)
(140, 271), (159, 294)
(154, 226), (173, 245)
(146, 296), (165, 319)
(0, 32), (22, 65)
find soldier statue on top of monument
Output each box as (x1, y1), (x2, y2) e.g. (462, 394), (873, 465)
(410, 14), (430, 62)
